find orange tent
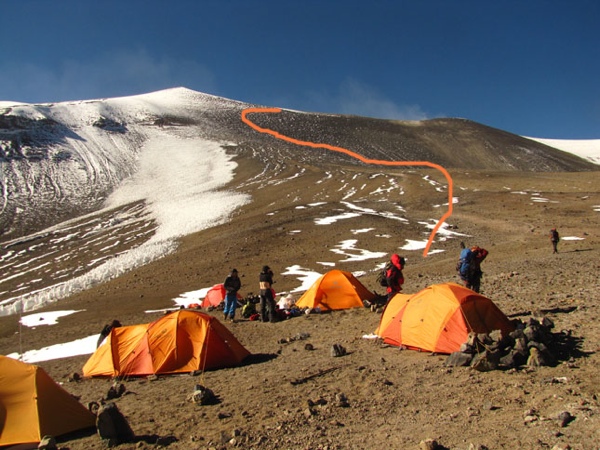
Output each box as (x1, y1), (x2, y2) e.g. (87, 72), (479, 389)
(376, 283), (514, 354)
(0, 355), (96, 447)
(201, 284), (241, 308)
(295, 270), (375, 311)
(82, 310), (250, 377)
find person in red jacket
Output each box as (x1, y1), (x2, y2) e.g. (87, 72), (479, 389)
(468, 246), (488, 293)
(385, 254), (405, 301)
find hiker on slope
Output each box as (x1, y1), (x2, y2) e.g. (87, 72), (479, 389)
(223, 268), (241, 322)
(385, 254), (405, 302)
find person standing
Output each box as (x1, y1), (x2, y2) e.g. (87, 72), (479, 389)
(550, 228), (560, 254)
(469, 246), (488, 293)
(223, 269), (241, 322)
(385, 254), (405, 302)
(457, 242), (474, 289)
(259, 265), (276, 322)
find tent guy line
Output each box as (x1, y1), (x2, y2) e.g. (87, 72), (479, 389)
(241, 107), (454, 257)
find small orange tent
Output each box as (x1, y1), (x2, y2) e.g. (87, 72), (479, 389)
(82, 310), (250, 377)
(201, 284), (242, 308)
(0, 355), (96, 447)
(295, 270), (375, 311)
(376, 283), (514, 354)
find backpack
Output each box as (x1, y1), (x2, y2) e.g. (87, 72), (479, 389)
(377, 262), (393, 287)
(457, 248), (474, 278)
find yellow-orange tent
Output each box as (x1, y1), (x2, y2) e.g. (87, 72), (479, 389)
(295, 270), (375, 311)
(0, 355), (96, 447)
(376, 283), (514, 354)
(83, 310), (250, 377)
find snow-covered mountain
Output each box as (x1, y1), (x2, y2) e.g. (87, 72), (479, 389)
(1, 87), (598, 317)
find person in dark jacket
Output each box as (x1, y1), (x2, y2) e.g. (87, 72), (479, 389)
(223, 269), (241, 322)
(259, 265), (276, 322)
(550, 228), (560, 254)
(385, 254), (405, 301)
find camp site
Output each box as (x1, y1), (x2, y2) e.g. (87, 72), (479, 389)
(1, 79), (599, 449)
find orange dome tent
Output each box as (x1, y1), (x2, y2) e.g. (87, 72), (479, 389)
(83, 310), (250, 377)
(376, 283), (514, 354)
(0, 356), (96, 447)
(295, 270), (375, 311)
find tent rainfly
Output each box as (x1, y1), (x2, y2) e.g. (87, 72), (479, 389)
(83, 310), (250, 377)
(201, 284), (241, 308)
(0, 355), (96, 447)
(376, 282), (515, 354)
(295, 269), (375, 311)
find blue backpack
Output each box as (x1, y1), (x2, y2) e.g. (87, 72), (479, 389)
(457, 248), (474, 278)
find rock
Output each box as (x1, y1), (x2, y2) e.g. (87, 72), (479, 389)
(37, 435), (57, 450)
(523, 415), (538, 424)
(445, 351), (473, 367)
(514, 337), (528, 353)
(500, 349), (527, 369)
(419, 438), (439, 450)
(471, 351), (499, 372)
(488, 329), (503, 343)
(106, 382), (126, 400)
(335, 393), (349, 407)
(527, 347), (545, 368)
(467, 444), (490, 450)
(330, 343), (347, 357)
(304, 407), (316, 418)
(557, 411), (574, 427)
(68, 372), (81, 382)
(189, 385), (216, 405)
(96, 402), (135, 446)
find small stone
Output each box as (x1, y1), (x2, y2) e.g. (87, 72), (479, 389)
(37, 435), (57, 450)
(557, 411), (574, 427)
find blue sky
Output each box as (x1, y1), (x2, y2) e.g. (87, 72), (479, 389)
(1, 1), (598, 139)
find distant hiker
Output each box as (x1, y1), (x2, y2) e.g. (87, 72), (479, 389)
(550, 228), (560, 254)
(259, 265), (276, 322)
(385, 254), (405, 301)
(97, 319), (122, 348)
(223, 269), (241, 322)
(469, 246), (488, 293)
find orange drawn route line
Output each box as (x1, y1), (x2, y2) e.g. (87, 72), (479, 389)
(241, 107), (454, 257)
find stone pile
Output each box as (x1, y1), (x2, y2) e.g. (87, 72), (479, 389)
(445, 316), (559, 371)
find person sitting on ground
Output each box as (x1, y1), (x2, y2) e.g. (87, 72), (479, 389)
(385, 254), (405, 302)
(223, 268), (241, 322)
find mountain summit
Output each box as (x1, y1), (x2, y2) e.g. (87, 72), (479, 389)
(0, 87), (594, 241)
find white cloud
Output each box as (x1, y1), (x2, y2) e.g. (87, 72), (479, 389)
(0, 49), (216, 103)
(303, 78), (428, 121)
